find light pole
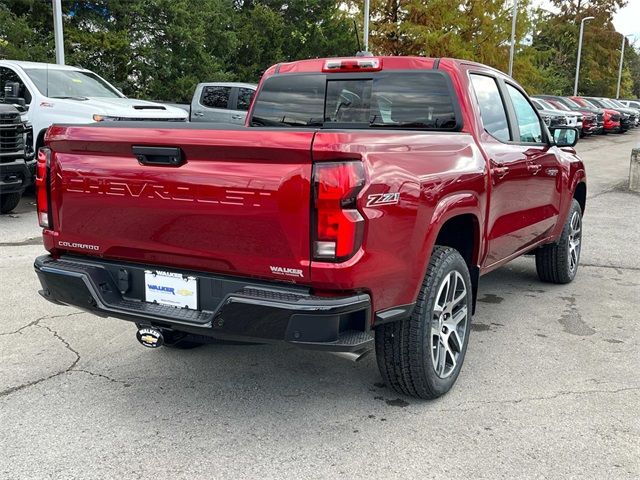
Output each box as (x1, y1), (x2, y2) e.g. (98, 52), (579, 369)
(508, 0), (518, 77)
(363, 0), (370, 52)
(616, 34), (633, 99)
(52, 0), (65, 65)
(573, 16), (594, 96)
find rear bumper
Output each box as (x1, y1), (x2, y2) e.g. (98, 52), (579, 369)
(34, 255), (373, 352)
(0, 158), (35, 194)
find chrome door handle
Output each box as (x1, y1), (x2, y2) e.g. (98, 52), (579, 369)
(231, 114), (243, 120)
(193, 112), (204, 117)
(491, 165), (510, 179)
(527, 163), (542, 174)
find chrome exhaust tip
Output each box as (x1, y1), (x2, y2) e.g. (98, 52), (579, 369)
(331, 349), (371, 362)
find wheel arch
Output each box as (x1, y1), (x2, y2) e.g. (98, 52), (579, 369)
(35, 128), (48, 152)
(573, 181), (586, 214)
(421, 193), (483, 313)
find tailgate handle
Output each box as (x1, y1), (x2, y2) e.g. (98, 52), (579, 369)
(132, 146), (184, 166)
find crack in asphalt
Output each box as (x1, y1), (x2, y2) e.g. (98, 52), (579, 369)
(0, 314), (128, 397)
(442, 386), (640, 412)
(0, 311), (82, 336)
(0, 237), (43, 247)
(37, 324), (81, 370)
(72, 369), (131, 387)
(581, 263), (640, 272)
(587, 181), (638, 200)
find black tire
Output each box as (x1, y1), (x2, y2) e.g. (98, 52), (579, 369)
(535, 199), (583, 284)
(375, 246), (473, 399)
(0, 192), (22, 214)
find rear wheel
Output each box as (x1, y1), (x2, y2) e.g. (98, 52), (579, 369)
(535, 199), (582, 284)
(0, 192), (22, 214)
(375, 246), (472, 399)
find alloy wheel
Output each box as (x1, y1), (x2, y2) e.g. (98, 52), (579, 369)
(568, 211), (582, 274)
(430, 270), (468, 379)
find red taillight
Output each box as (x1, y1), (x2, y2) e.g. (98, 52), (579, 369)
(312, 162), (365, 261)
(36, 147), (51, 229)
(322, 58), (382, 73)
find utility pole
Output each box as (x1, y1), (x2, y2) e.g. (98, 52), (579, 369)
(53, 0), (65, 65)
(508, 0), (518, 77)
(616, 34), (633, 99)
(573, 16), (594, 96)
(363, 0), (370, 52)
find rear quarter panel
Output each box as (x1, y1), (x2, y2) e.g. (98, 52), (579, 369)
(311, 131), (487, 313)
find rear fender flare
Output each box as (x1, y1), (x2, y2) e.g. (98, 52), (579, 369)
(551, 168), (586, 240)
(410, 192), (483, 307)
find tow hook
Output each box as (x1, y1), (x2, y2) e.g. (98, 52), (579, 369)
(136, 327), (164, 348)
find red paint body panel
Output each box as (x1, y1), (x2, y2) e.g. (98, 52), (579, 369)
(41, 56), (586, 321)
(45, 126), (314, 280)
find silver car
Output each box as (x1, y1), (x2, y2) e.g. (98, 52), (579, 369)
(190, 82), (257, 124)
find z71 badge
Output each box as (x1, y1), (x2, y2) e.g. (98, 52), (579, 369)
(366, 192), (400, 207)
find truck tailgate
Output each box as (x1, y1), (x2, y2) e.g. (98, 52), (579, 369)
(45, 125), (313, 282)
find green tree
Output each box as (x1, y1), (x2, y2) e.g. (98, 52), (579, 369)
(530, 0), (631, 96)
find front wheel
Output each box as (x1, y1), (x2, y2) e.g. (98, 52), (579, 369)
(375, 246), (472, 399)
(0, 192), (22, 214)
(535, 199), (583, 284)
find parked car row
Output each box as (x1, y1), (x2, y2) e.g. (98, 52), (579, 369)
(533, 94), (640, 138)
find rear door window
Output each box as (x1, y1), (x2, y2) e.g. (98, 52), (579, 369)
(201, 86), (231, 109)
(250, 71), (461, 130)
(251, 75), (325, 127)
(236, 87), (255, 111)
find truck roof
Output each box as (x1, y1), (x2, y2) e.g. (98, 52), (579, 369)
(195, 82), (257, 89)
(264, 56), (505, 78)
(0, 60), (89, 72)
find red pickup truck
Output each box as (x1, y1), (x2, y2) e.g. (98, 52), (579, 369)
(34, 56), (586, 399)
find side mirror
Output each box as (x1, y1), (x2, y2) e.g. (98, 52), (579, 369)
(3, 81), (26, 107)
(550, 127), (579, 148)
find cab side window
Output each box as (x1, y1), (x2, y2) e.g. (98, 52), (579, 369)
(0, 67), (32, 105)
(506, 84), (543, 143)
(470, 74), (510, 142)
(200, 86), (230, 109)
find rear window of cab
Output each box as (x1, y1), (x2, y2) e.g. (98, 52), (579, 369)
(250, 71), (462, 131)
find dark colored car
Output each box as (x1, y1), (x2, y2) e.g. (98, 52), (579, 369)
(538, 95), (605, 135)
(570, 97), (623, 133)
(535, 96), (598, 136)
(0, 103), (34, 213)
(608, 98), (640, 127)
(33, 56), (586, 399)
(580, 97), (632, 132)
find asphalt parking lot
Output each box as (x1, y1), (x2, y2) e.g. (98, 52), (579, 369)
(1, 132), (639, 479)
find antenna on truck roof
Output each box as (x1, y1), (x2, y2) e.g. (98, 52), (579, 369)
(352, 20), (373, 57)
(353, 20), (362, 53)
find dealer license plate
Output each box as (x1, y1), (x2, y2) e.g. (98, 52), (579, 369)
(144, 270), (198, 310)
